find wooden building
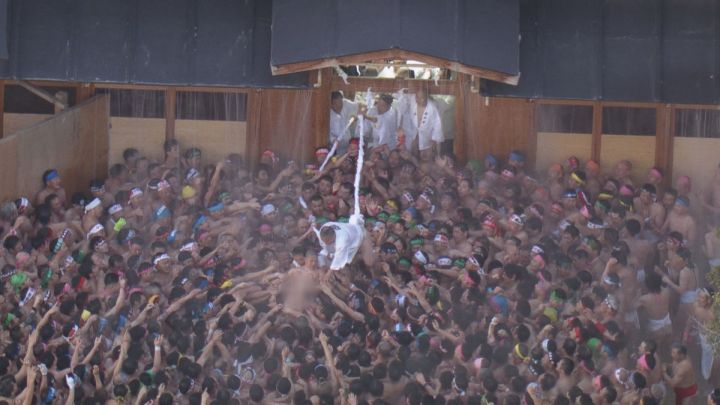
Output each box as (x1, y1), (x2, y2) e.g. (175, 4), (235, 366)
(0, 0), (718, 199)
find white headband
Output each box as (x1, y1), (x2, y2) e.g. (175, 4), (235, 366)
(84, 198), (101, 213)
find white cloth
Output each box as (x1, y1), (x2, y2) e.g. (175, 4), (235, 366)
(316, 214), (365, 271)
(329, 99), (358, 152)
(700, 331), (714, 380)
(359, 106), (399, 149)
(398, 95), (443, 150)
(647, 314), (672, 332)
(680, 289), (698, 304)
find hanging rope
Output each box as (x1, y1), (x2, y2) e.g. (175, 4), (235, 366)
(318, 116), (356, 172)
(354, 88), (374, 218)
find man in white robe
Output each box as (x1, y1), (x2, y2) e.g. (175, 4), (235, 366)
(329, 91), (358, 154)
(357, 94), (398, 149)
(316, 214), (365, 270)
(398, 88), (443, 154)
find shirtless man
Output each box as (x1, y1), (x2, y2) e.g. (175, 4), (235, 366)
(634, 184), (666, 236)
(663, 196), (697, 246)
(546, 163), (565, 201)
(699, 162), (720, 227)
(677, 175), (693, 199)
(647, 167), (665, 196)
(36, 169), (67, 208)
(691, 288), (719, 386)
(82, 198), (104, 234)
(604, 249), (640, 334)
(623, 219), (655, 273)
(615, 160), (634, 186)
(664, 343), (698, 405)
(661, 248), (698, 341)
(637, 271), (673, 353)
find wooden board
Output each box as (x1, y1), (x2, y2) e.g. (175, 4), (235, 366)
(600, 134), (656, 184)
(108, 117), (166, 164)
(175, 120), (247, 163)
(11, 95), (109, 199)
(0, 136), (18, 201)
(460, 93), (534, 167)
(4, 113), (53, 136)
(535, 132), (592, 173)
(672, 137), (720, 194)
(253, 88), (316, 165)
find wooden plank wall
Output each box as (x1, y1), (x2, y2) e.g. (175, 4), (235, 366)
(175, 120), (246, 164)
(109, 117), (166, 164)
(0, 95), (109, 201)
(4, 113), (53, 135)
(246, 71), (330, 167)
(458, 80), (535, 167)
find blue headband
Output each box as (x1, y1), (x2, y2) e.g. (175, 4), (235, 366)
(208, 202), (224, 213)
(155, 205), (171, 220)
(509, 152), (525, 162)
(193, 215), (207, 232)
(485, 154), (498, 166)
(44, 170), (59, 183)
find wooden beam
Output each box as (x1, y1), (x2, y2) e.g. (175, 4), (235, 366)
(662, 105), (676, 186)
(527, 99), (538, 169)
(591, 101), (603, 162)
(311, 68), (332, 152)
(330, 74), (458, 95)
(17, 80), (69, 110)
(536, 99), (596, 106)
(272, 49), (520, 85)
(245, 89), (263, 168)
(0, 80), (4, 139)
(93, 82), (252, 94)
(164, 88), (176, 141)
(454, 74), (468, 162)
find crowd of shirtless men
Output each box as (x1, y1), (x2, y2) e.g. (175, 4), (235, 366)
(1, 137), (720, 404)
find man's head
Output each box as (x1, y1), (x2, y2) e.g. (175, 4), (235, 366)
(320, 226), (336, 246)
(123, 148), (140, 167)
(331, 91), (344, 113)
(670, 343), (687, 362)
(43, 169), (61, 189)
(376, 94), (393, 114)
(614, 160), (632, 179)
(416, 88), (428, 107)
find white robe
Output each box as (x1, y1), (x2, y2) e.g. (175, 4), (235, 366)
(361, 106), (399, 149)
(316, 214), (365, 270)
(329, 99), (358, 152)
(398, 95), (443, 151)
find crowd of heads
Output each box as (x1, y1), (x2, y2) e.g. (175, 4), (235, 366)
(0, 136), (719, 405)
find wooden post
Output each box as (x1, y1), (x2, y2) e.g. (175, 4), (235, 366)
(76, 83), (96, 104)
(165, 88), (176, 141)
(526, 99), (537, 169)
(454, 74), (467, 163)
(310, 68), (332, 159)
(245, 89), (263, 168)
(656, 104), (675, 186)
(591, 101), (603, 162)
(0, 80), (4, 139)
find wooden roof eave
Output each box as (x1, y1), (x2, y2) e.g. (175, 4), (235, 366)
(271, 49), (519, 85)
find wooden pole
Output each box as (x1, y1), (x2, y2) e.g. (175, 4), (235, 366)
(0, 80), (5, 139)
(245, 89), (263, 168)
(591, 101), (603, 162)
(453, 74), (468, 163)
(165, 88), (176, 141)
